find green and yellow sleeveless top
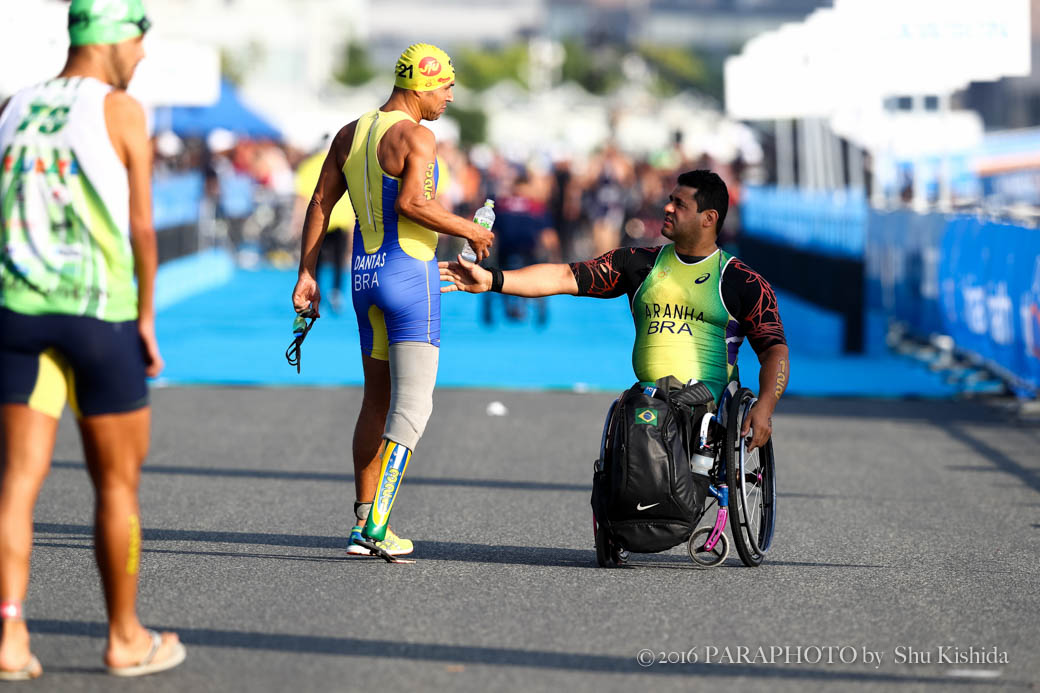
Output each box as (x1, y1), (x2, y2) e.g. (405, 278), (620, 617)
(631, 245), (740, 400)
(0, 77), (136, 321)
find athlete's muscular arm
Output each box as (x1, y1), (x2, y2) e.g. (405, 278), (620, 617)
(723, 259), (789, 451)
(439, 246), (654, 297)
(393, 125), (493, 261)
(500, 263), (579, 296)
(105, 90), (163, 377)
(744, 343), (790, 452)
(439, 256), (578, 296)
(292, 124), (352, 315)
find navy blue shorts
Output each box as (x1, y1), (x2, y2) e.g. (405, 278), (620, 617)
(0, 308), (148, 418)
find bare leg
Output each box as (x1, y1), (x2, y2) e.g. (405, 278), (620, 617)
(352, 354), (390, 503)
(0, 405), (56, 675)
(78, 408), (181, 669)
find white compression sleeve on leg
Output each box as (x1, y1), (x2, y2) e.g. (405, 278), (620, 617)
(384, 342), (439, 450)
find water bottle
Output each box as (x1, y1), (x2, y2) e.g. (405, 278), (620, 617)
(690, 446), (714, 478)
(462, 199), (495, 262)
(689, 410), (715, 477)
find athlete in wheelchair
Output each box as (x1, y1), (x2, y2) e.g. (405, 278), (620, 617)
(440, 170), (789, 568)
(593, 377), (776, 567)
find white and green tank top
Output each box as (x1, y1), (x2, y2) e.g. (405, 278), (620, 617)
(0, 76), (136, 321)
(631, 246), (739, 398)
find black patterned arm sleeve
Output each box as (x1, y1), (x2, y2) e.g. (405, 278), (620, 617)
(726, 259), (787, 354)
(569, 247), (658, 299)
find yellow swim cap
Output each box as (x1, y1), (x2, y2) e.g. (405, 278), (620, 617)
(394, 43), (455, 92)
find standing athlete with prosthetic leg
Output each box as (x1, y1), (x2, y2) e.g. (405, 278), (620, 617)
(0, 0), (184, 678)
(292, 44), (493, 561)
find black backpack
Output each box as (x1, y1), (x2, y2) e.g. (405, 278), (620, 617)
(591, 376), (715, 553)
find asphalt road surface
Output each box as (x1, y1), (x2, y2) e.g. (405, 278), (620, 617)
(20, 387), (1040, 692)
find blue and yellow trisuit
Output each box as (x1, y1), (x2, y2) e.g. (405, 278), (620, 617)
(343, 109), (442, 361)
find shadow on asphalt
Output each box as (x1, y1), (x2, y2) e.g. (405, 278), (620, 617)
(34, 522), (344, 549)
(33, 524), (883, 570)
(49, 461), (589, 492)
(33, 541), (346, 564)
(32, 524), (593, 568)
(778, 398), (1022, 424)
(782, 400), (1040, 498)
(25, 618), (1017, 686)
(938, 425), (1040, 496)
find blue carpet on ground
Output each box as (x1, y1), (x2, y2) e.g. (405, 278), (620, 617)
(155, 264), (959, 397)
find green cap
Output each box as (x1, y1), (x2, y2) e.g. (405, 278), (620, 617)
(68, 0), (151, 47)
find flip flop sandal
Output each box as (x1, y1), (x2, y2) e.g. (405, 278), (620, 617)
(106, 630), (186, 677)
(0, 654), (42, 681)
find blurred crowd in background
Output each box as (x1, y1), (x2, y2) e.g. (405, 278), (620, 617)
(150, 127), (747, 276)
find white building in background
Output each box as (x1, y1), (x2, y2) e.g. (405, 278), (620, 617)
(6, 0), (831, 99)
(135, 0), (550, 149)
(1, 0), (220, 109)
(1, 0), (370, 98)
(364, 0), (545, 61)
(137, 0), (549, 148)
(143, 0), (369, 93)
(144, 0), (547, 93)
(4, 0), (764, 157)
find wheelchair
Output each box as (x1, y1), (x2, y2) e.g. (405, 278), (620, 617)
(593, 382), (776, 568)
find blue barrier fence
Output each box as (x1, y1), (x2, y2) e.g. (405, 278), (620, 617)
(864, 210), (947, 339)
(744, 187), (1040, 395)
(219, 173), (257, 219)
(152, 172), (256, 231)
(741, 185), (868, 258)
(152, 173), (203, 230)
(866, 212), (1040, 395)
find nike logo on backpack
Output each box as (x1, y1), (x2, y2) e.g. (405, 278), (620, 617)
(636, 502), (660, 511)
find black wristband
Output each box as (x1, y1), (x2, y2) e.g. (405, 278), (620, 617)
(489, 267), (504, 293)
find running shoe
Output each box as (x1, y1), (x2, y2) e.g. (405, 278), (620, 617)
(347, 525), (414, 557)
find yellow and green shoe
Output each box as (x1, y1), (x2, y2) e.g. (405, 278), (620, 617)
(347, 525), (414, 557)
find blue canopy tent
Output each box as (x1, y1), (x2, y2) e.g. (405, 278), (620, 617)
(168, 79), (281, 140)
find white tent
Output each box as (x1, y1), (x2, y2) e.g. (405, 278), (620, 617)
(724, 0), (1031, 207)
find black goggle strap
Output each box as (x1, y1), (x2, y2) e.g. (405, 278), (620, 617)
(285, 308), (318, 374)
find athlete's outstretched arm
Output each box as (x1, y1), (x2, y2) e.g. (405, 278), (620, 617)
(106, 90), (163, 378)
(439, 255), (578, 296)
(396, 127), (494, 261)
(293, 125), (351, 315)
(743, 343), (789, 451)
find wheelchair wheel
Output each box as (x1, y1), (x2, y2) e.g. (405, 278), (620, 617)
(593, 399), (625, 568)
(687, 526), (729, 568)
(725, 388), (777, 567)
(593, 514), (626, 568)
(594, 515), (611, 567)
(598, 398), (619, 468)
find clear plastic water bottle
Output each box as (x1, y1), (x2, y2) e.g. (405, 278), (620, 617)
(689, 410), (715, 477)
(689, 445), (715, 477)
(462, 199), (495, 262)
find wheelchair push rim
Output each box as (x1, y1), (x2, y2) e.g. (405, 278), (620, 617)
(725, 387), (777, 566)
